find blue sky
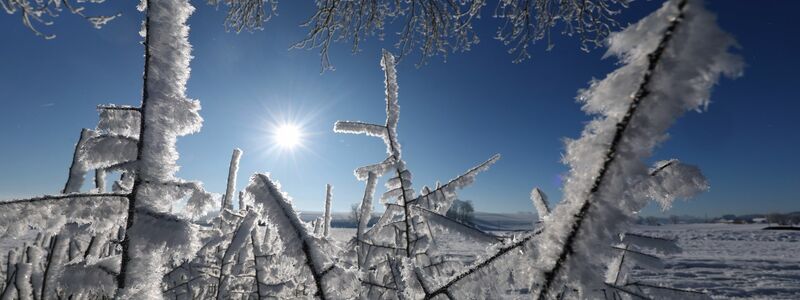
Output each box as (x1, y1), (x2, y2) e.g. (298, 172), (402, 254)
(0, 1), (797, 217)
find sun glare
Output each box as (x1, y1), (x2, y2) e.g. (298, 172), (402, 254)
(254, 104), (320, 159)
(274, 123), (303, 149)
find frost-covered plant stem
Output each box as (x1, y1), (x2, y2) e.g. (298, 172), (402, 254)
(531, 188), (550, 221)
(1, 250), (16, 299)
(323, 184), (332, 237)
(63, 128), (94, 194)
(398, 169), (413, 258)
(249, 174), (332, 299)
(95, 168), (106, 192)
(532, 0), (740, 299)
(118, 0), (202, 294)
(39, 235), (58, 300)
(250, 230), (265, 298)
(356, 172), (377, 268)
(412, 206), (499, 242)
(14, 250), (32, 300)
(535, 0), (690, 297)
(611, 244), (627, 286)
(222, 148), (243, 210)
(0, 193), (127, 206)
(424, 229), (543, 299)
(336, 51), (503, 298)
(217, 211), (257, 299)
(117, 0), (151, 287)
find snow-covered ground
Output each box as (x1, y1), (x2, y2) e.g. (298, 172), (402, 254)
(630, 224), (800, 299)
(331, 223), (800, 299)
(3, 222), (795, 298)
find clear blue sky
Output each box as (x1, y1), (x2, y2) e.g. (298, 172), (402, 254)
(1, 1), (797, 217)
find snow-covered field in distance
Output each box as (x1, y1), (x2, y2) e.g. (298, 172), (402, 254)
(3, 215), (796, 299)
(302, 211), (537, 231)
(630, 224), (800, 299)
(331, 223), (800, 299)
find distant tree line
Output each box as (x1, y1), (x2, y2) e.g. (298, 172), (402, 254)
(766, 213), (800, 226)
(344, 200), (476, 228)
(636, 212), (800, 226)
(446, 199), (476, 225)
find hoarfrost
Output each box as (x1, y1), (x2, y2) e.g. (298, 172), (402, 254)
(529, 0), (742, 297)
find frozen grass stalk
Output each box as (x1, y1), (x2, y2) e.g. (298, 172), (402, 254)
(223, 148), (243, 210)
(323, 184), (332, 237)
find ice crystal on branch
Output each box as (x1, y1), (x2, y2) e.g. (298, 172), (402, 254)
(222, 148), (243, 211)
(117, 0), (213, 296)
(529, 0), (742, 297)
(531, 187), (550, 222)
(242, 173), (359, 299)
(334, 50), (501, 299)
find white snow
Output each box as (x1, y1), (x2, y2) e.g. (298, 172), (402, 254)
(631, 224), (800, 299)
(328, 223), (800, 299)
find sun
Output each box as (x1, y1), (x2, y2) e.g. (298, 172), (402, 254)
(274, 123), (303, 149)
(252, 104), (320, 160)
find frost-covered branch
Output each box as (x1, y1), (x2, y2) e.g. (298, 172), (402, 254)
(94, 169), (106, 192)
(414, 154), (501, 214)
(216, 210), (258, 299)
(424, 229), (543, 299)
(494, 0), (629, 63)
(222, 148), (243, 211)
(297, 0), (634, 69)
(64, 103), (144, 194)
(97, 105), (141, 138)
(208, 0), (278, 33)
(39, 234), (61, 300)
(2, 0), (120, 39)
(531, 188), (550, 222)
(118, 0), (206, 295)
(0, 194), (127, 298)
(243, 173), (357, 299)
(63, 129), (97, 194)
(0, 193), (127, 207)
(323, 184), (333, 237)
(356, 172), (377, 267)
(97, 105), (141, 112)
(604, 231), (683, 293)
(625, 281), (711, 299)
(77, 134), (138, 171)
(621, 233), (680, 255)
(334, 52), (420, 293)
(534, 0), (686, 294)
(295, 0), (483, 70)
(334, 50), (402, 167)
(638, 159), (708, 210)
(412, 206), (501, 244)
(529, 0), (742, 297)
(336, 50), (503, 298)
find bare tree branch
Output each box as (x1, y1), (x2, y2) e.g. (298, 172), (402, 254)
(2, 0), (121, 39)
(298, 0), (630, 70)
